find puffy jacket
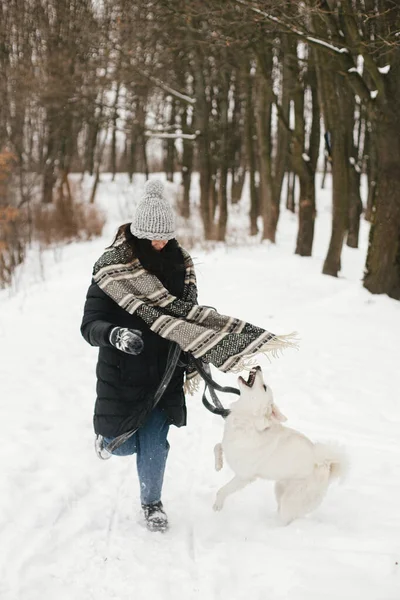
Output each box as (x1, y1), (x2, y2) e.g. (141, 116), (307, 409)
(80, 239), (187, 437)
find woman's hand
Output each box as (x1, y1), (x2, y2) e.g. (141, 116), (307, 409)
(109, 327), (144, 355)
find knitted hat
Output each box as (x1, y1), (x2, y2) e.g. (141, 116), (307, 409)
(130, 180), (176, 240)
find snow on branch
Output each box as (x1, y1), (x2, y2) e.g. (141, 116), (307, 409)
(145, 130), (199, 140)
(235, 0), (377, 109)
(235, 0), (349, 55)
(306, 36), (349, 54)
(136, 68), (196, 105)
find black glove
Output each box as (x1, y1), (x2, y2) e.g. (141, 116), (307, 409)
(109, 327), (144, 355)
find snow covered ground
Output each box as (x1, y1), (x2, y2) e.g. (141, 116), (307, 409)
(0, 174), (399, 600)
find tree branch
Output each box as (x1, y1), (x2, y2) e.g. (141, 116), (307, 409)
(144, 130), (198, 140)
(329, 0), (387, 101)
(237, 0), (378, 111)
(132, 67), (196, 105)
(235, 0), (350, 55)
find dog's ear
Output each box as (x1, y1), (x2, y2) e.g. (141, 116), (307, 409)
(254, 413), (272, 432)
(271, 403), (287, 423)
(254, 404), (286, 430)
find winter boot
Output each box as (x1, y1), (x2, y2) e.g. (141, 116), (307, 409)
(142, 501), (169, 533)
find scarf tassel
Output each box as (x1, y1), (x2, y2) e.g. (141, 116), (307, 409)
(184, 332), (299, 395)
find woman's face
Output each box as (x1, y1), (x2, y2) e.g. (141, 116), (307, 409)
(151, 240), (168, 251)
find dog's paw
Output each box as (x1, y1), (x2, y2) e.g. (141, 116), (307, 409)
(215, 461), (223, 472)
(213, 498), (224, 512)
(278, 508), (295, 526)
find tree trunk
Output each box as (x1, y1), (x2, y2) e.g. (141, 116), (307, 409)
(245, 63), (259, 235)
(347, 164), (363, 248)
(286, 172), (296, 212)
(346, 97), (363, 248)
(42, 159), (56, 204)
(321, 155), (330, 189)
(180, 103), (193, 218)
(364, 109), (400, 299)
(136, 97), (148, 179)
(110, 83), (121, 181)
(198, 139), (212, 237)
(272, 34), (291, 213)
(316, 48), (352, 276)
(85, 120), (99, 177)
(128, 126), (136, 184)
(255, 72), (276, 242)
(42, 109), (59, 204)
(364, 124), (377, 223)
(176, 51), (193, 219)
(291, 46), (320, 257)
(322, 129), (350, 276)
(193, 52), (212, 238)
(230, 69), (245, 205)
(231, 168), (246, 204)
(217, 70), (230, 242)
(210, 169), (218, 226)
(296, 176), (316, 256)
(89, 169), (100, 204)
(164, 100), (176, 182)
(217, 171), (228, 241)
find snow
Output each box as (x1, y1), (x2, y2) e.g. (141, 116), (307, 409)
(354, 55), (365, 77)
(302, 153), (310, 162)
(378, 65), (391, 74)
(1, 173), (400, 600)
(305, 37), (348, 54)
(370, 90), (379, 99)
(145, 131), (198, 140)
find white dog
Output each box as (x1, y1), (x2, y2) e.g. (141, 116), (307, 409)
(213, 366), (347, 524)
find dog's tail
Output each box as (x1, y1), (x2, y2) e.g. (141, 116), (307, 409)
(277, 443), (348, 524)
(314, 442), (349, 483)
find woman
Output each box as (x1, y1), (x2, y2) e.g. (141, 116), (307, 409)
(81, 180), (187, 533)
(81, 180), (296, 533)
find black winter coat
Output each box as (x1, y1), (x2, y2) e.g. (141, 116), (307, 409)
(80, 238), (187, 437)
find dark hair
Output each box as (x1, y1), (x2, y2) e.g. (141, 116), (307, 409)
(110, 223), (183, 276)
(111, 223), (130, 245)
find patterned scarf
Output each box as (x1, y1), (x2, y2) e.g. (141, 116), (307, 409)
(92, 238), (298, 393)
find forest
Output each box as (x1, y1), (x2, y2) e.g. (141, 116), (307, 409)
(1, 0), (399, 299)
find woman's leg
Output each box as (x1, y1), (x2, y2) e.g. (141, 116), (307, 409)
(102, 434), (137, 456)
(135, 408), (170, 505)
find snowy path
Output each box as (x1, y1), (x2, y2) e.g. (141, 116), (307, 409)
(1, 179), (400, 599)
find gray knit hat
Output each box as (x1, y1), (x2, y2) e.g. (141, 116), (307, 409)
(130, 180), (176, 240)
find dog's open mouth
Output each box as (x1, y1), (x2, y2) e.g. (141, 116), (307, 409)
(238, 365), (261, 388)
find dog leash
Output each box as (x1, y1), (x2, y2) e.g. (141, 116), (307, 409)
(95, 350), (238, 459)
(95, 342), (183, 459)
(189, 356), (239, 418)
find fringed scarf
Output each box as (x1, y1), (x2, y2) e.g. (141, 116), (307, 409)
(92, 238), (298, 393)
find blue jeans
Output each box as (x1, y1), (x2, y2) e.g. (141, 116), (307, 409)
(103, 408), (170, 505)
